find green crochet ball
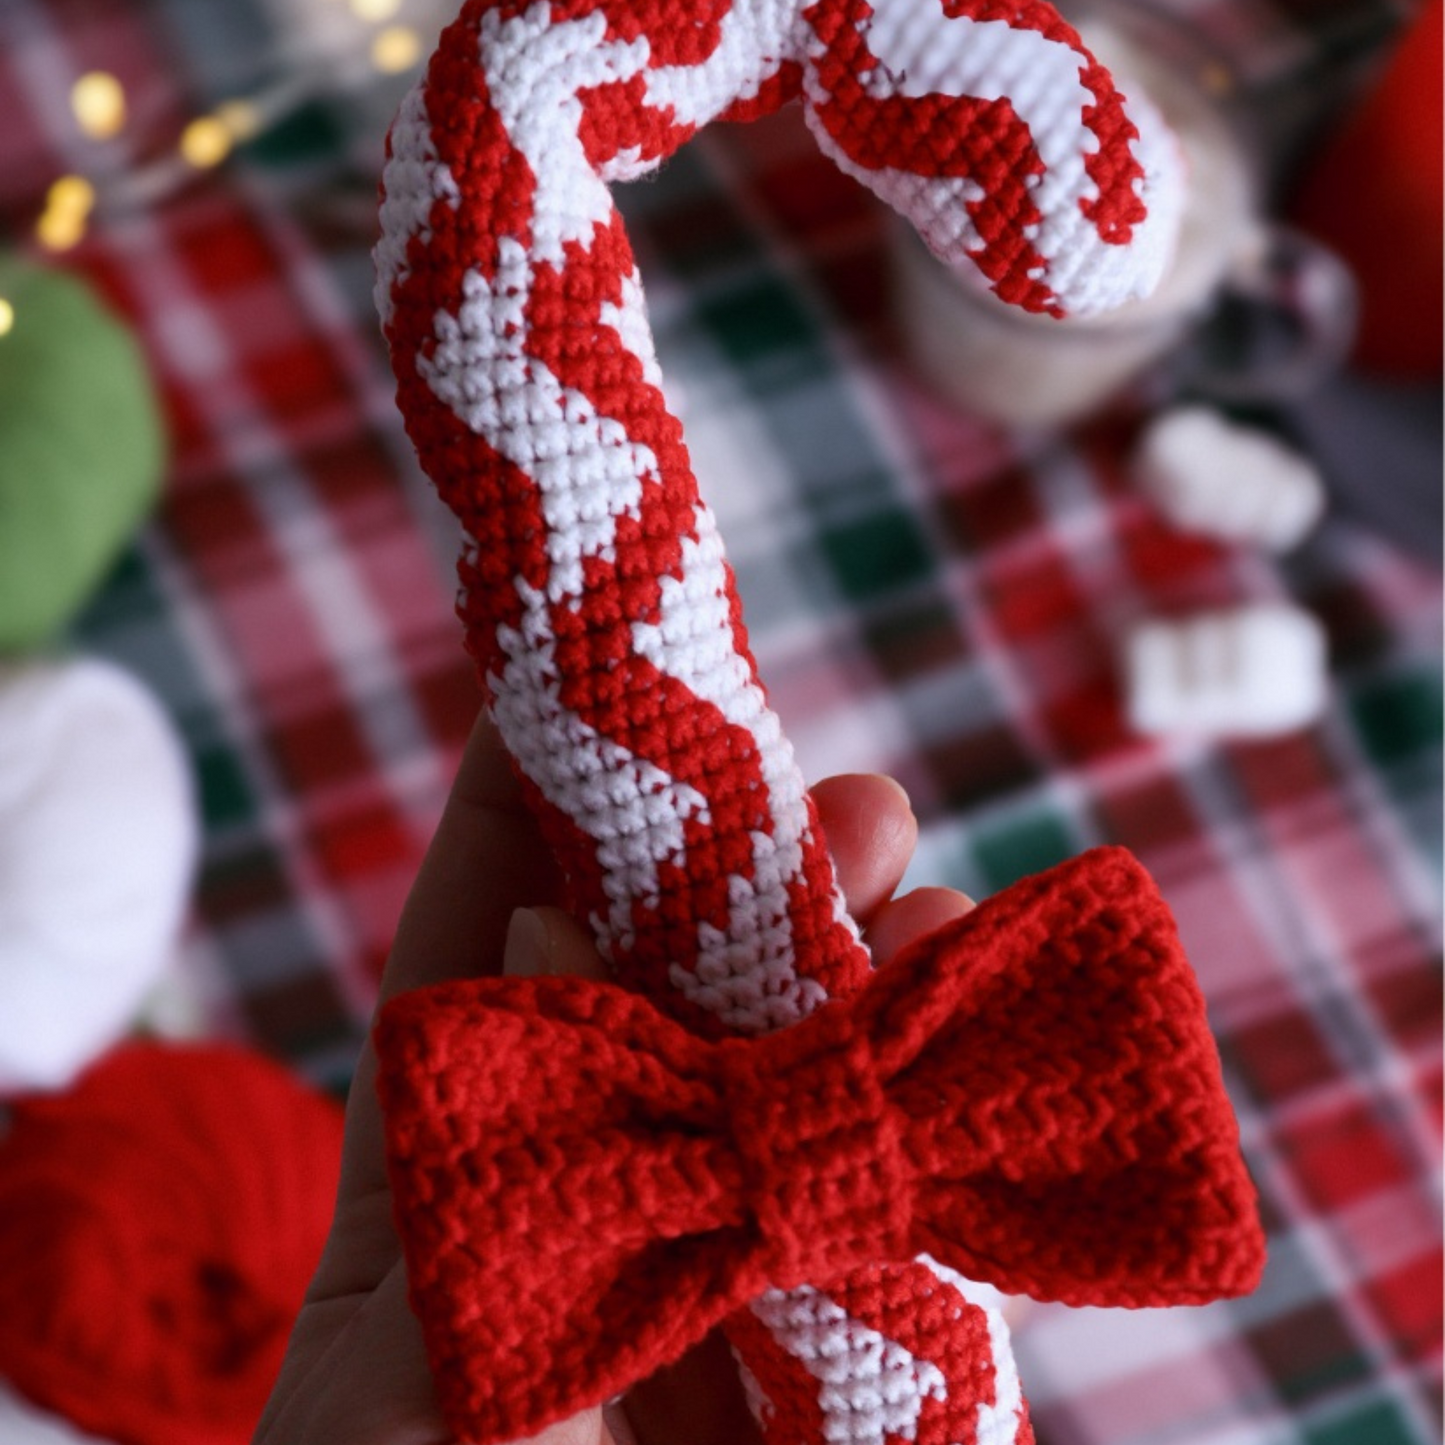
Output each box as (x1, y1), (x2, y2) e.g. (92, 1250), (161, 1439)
(0, 255), (165, 653)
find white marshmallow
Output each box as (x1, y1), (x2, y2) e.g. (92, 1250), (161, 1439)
(1133, 406), (1326, 551)
(0, 657), (198, 1094)
(1126, 604), (1329, 737)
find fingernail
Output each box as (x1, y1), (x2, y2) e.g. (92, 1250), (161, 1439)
(503, 907), (550, 977)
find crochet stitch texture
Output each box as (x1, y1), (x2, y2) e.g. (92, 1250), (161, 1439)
(0, 1045), (344, 1445)
(370, 2), (1252, 1442)
(378, 848), (1264, 1444)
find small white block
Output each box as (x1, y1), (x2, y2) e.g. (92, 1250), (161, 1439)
(1126, 604), (1329, 737)
(1133, 406), (1326, 551)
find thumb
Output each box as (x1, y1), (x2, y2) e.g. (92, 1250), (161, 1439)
(502, 906), (611, 981)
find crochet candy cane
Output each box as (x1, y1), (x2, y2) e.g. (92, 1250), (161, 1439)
(376, 0), (1183, 1440)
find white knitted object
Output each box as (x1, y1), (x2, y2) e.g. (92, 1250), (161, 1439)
(0, 658), (197, 1095)
(1134, 406), (1327, 550)
(0, 1380), (116, 1445)
(1125, 604), (1329, 738)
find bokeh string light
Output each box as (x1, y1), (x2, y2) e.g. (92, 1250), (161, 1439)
(179, 115), (235, 170)
(32, 0), (429, 253)
(371, 24), (423, 73)
(36, 175), (96, 252)
(70, 71), (127, 140)
(350, 0), (403, 19)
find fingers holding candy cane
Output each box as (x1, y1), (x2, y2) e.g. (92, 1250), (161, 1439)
(256, 712), (960, 1445)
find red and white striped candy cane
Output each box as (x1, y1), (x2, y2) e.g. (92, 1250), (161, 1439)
(376, 1), (1180, 1440)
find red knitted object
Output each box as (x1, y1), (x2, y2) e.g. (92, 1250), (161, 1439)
(0, 1043), (344, 1445)
(377, 848), (1264, 1445)
(1289, 0), (1443, 375)
(369, 3), (1250, 1442)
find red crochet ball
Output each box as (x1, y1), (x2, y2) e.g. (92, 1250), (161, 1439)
(0, 1043), (344, 1445)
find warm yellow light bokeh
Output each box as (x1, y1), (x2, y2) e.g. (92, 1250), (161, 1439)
(370, 24), (422, 73)
(215, 99), (261, 142)
(36, 207), (87, 251)
(180, 115), (233, 168)
(36, 175), (96, 250)
(71, 71), (127, 139)
(0, 299), (15, 337)
(46, 175), (96, 215)
(350, 0), (402, 20)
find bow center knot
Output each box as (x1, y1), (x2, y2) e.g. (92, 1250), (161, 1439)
(721, 1022), (915, 1290)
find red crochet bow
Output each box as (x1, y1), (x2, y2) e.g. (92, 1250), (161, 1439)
(375, 847), (1264, 1445)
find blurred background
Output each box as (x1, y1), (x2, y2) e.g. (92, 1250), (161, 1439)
(0, 0), (1438, 1441)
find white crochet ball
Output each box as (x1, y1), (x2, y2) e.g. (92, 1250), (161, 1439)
(0, 657), (197, 1094)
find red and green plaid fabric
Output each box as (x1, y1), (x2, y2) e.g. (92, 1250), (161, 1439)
(1, 0), (1438, 1441)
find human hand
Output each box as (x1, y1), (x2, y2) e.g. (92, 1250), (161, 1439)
(254, 712), (973, 1445)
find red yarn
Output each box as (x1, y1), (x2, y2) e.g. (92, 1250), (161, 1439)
(376, 847), (1265, 1445)
(0, 1043), (344, 1445)
(1289, 0), (1443, 375)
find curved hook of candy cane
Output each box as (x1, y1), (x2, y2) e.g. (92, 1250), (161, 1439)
(375, 3), (1172, 1442)
(799, 0), (1184, 316)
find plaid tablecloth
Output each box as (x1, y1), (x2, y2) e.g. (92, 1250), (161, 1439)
(1, 0), (1439, 1441)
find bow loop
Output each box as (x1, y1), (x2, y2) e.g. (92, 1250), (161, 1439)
(871, 849), (1264, 1306)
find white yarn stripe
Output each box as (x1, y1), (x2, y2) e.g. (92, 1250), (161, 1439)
(802, 2), (1181, 312)
(843, 164), (990, 271)
(862, 12), (1107, 284)
(479, 3), (648, 265)
(426, 247), (833, 1021)
(750, 1285), (949, 1444)
(421, 240), (656, 605)
(643, 0), (799, 125)
(374, 80), (459, 327)
(797, 47), (1009, 293)
(490, 591), (711, 953)
(922, 1256), (1026, 1445)
(599, 269), (665, 391)
(1056, 79), (1182, 308)
(863, 13), (1094, 192)
(420, 238), (715, 949)
(635, 508), (831, 1031)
